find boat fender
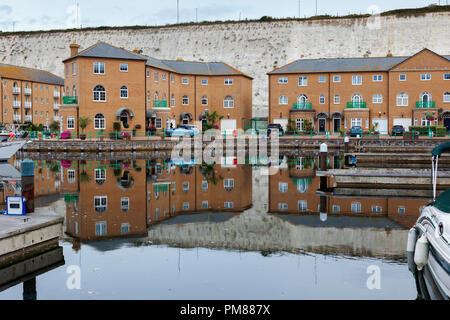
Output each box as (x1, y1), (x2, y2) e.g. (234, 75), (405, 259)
(407, 228), (417, 252)
(414, 234), (429, 271)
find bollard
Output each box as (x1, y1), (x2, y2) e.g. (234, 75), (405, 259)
(319, 196), (328, 222)
(21, 159), (35, 214)
(319, 143), (328, 192)
(344, 136), (350, 166)
(23, 277), (37, 300)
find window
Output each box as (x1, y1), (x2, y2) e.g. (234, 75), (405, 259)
(201, 79), (208, 85)
(224, 78), (233, 85)
(352, 75), (362, 85)
(120, 63), (128, 72)
(319, 95), (325, 104)
(332, 205), (340, 213)
(171, 94), (175, 107)
(94, 196), (107, 213)
(95, 222), (107, 236)
(201, 96), (208, 106)
(444, 73), (450, 80)
(202, 181), (208, 191)
(351, 202), (361, 213)
(224, 96), (234, 108)
(421, 73), (431, 81)
(372, 75), (383, 82)
(444, 92), (450, 103)
(162, 73), (166, 81)
(278, 182), (288, 193)
(399, 74), (407, 81)
(372, 94), (383, 104)
(421, 92), (432, 102)
(146, 70), (150, 78)
(278, 77), (288, 84)
(351, 118), (362, 127)
(94, 113), (105, 129)
(95, 169), (106, 184)
(155, 118), (162, 129)
(182, 95), (189, 105)
(182, 78), (189, 84)
(66, 65), (69, 76)
(121, 223), (130, 234)
(298, 76), (308, 86)
(333, 75), (341, 82)
(279, 95), (288, 105)
(72, 62), (76, 75)
(397, 92), (408, 106)
(94, 62), (105, 74)
(372, 206), (383, 213)
(93, 85), (106, 101)
(351, 94), (362, 104)
(398, 207), (406, 215)
(154, 72), (158, 82)
(183, 182), (189, 193)
(296, 118), (305, 131)
(278, 203), (288, 211)
(68, 170), (75, 183)
(120, 86), (128, 99)
(171, 75), (175, 83)
(202, 201), (209, 209)
(67, 116), (75, 129)
(318, 76), (326, 83)
(224, 202), (234, 209)
(121, 197), (129, 211)
(334, 95), (340, 104)
(183, 202), (190, 210)
(298, 200), (307, 212)
(224, 178), (234, 191)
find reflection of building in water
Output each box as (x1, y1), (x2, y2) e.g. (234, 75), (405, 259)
(146, 159), (252, 225)
(269, 156), (428, 229)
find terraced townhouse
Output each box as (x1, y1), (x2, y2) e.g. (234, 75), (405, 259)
(61, 41), (253, 134)
(0, 64), (64, 127)
(268, 49), (450, 134)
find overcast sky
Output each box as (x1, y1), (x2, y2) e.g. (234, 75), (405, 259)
(0, 0), (446, 32)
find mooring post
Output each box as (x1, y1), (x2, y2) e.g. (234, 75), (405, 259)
(344, 136), (350, 166)
(319, 195), (328, 222)
(23, 277), (37, 300)
(319, 143), (328, 192)
(21, 159), (35, 214)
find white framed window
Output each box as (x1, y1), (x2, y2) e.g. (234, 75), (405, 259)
(154, 72), (158, 82)
(278, 77), (288, 84)
(94, 196), (107, 213)
(121, 223), (130, 234)
(351, 118), (362, 127)
(372, 75), (383, 82)
(421, 73), (431, 81)
(183, 202), (190, 210)
(72, 62), (76, 75)
(298, 76), (308, 86)
(278, 203), (288, 211)
(93, 85), (106, 101)
(398, 207), (406, 215)
(352, 75), (362, 85)
(67, 116), (75, 130)
(224, 178), (234, 191)
(224, 202), (234, 209)
(171, 94), (175, 107)
(278, 182), (288, 193)
(298, 200), (307, 212)
(182, 78), (189, 84)
(93, 62), (105, 74)
(94, 113), (106, 130)
(162, 73), (166, 81)
(224, 78), (233, 85)
(332, 205), (340, 213)
(201, 95), (208, 106)
(319, 95), (325, 104)
(333, 75), (341, 83)
(444, 92), (450, 103)
(121, 197), (129, 211)
(296, 118), (305, 131)
(120, 86), (128, 99)
(120, 63), (128, 72)
(95, 222), (107, 236)
(397, 92), (408, 106)
(202, 201), (209, 209)
(202, 181), (208, 191)
(183, 182), (189, 192)
(146, 70), (150, 78)
(334, 95), (340, 104)
(279, 95), (288, 105)
(182, 95), (189, 105)
(318, 76), (326, 83)
(155, 118), (162, 129)
(372, 205), (383, 213)
(95, 169), (106, 184)
(68, 170), (76, 183)
(201, 79), (208, 85)
(444, 73), (450, 80)
(224, 96), (234, 108)
(399, 74), (407, 81)
(351, 202), (361, 213)
(372, 94), (383, 104)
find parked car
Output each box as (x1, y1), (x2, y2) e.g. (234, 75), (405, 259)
(391, 125), (405, 136)
(347, 126), (363, 137)
(267, 124), (284, 136)
(171, 124), (200, 137)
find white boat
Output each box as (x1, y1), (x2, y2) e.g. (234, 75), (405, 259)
(0, 131), (11, 142)
(408, 142), (450, 300)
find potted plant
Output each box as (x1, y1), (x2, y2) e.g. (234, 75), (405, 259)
(111, 122), (121, 140)
(121, 131), (131, 141)
(78, 117), (91, 140)
(99, 129), (105, 141)
(49, 121), (60, 138)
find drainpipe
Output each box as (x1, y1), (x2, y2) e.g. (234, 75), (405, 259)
(0, 76), (3, 123)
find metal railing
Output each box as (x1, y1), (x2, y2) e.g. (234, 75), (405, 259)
(293, 102), (312, 110)
(12, 101), (21, 108)
(416, 101), (436, 108)
(24, 88), (32, 95)
(153, 100), (169, 108)
(12, 87), (21, 94)
(24, 101), (32, 109)
(63, 96), (78, 104)
(346, 102), (367, 109)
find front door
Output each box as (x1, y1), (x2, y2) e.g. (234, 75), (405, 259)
(333, 118), (341, 132)
(318, 118), (326, 133)
(444, 118), (450, 132)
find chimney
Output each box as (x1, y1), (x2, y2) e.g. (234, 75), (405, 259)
(386, 50), (393, 57)
(70, 42), (80, 57)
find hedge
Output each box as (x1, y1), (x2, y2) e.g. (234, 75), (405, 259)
(409, 126), (447, 137)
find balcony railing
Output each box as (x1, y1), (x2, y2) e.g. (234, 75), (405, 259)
(293, 102), (312, 110)
(24, 115), (32, 122)
(54, 91), (61, 98)
(416, 101), (436, 109)
(13, 115), (21, 122)
(12, 87), (21, 95)
(63, 96), (78, 104)
(53, 115), (60, 121)
(12, 101), (21, 108)
(53, 104), (60, 110)
(24, 88), (32, 95)
(346, 102), (367, 109)
(153, 100), (168, 108)
(24, 101), (32, 109)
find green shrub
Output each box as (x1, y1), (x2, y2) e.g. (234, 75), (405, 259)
(409, 126), (447, 137)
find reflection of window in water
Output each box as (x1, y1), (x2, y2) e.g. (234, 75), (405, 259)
(183, 202), (190, 210)
(94, 196), (107, 213)
(68, 170), (75, 183)
(155, 192), (159, 200)
(95, 169), (106, 185)
(372, 206), (383, 213)
(75, 222), (78, 235)
(156, 165), (162, 175)
(332, 205), (340, 213)
(202, 201), (208, 209)
(202, 181), (208, 191)
(163, 209), (167, 217)
(351, 202), (361, 213)
(279, 182), (288, 193)
(398, 207), (406, 215)
(296, 157), (304, 170)
(121, 197), (129, 211)
(172, 205), (175, 214)
(278, 203), (288, 211)
(298, 200), (307, 212)
(224, 179), (234, 191)
(183, 182), (189, 193)
(296, 179), (309, 193)
(121, 223), (130, 234)
(95, 222), (107, 236)
(225, 202), (234, 209)
(171, 182), (175, 195)
(155, 208), (159, 220)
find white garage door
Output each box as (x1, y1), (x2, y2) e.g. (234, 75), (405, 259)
(372, 118), (388, 135)
(273, 119), (288, 131)
(393, 118), (412, 132)
(221, 119), (237, 135)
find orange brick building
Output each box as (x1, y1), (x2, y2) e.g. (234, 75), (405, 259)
(268, 49), (450, 133)
(0, 64), (64, 127)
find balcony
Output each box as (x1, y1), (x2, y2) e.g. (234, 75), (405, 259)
(54, 91), (60, 98)
(24, 101), (32, 109)
(24, 88), (32, 95)
(293, 102), (312, 110)
(12, 101), (21, 108)
(153, 100), (168, 108)
(346, 102), (367, 109)
(63, 96), (78, 104)
(24, 115), (33, 123)
(53, 115), (60, 121)
(12, 87), (21, 95)
(53, 103), (60, 111)
(416, 101), (436, 109)
(13, 115), (21, 122)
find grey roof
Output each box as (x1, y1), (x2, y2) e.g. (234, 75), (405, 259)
(269, 56), (409, 74)
(63, 42), (148, 62)
(0, 64), (64, 86)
